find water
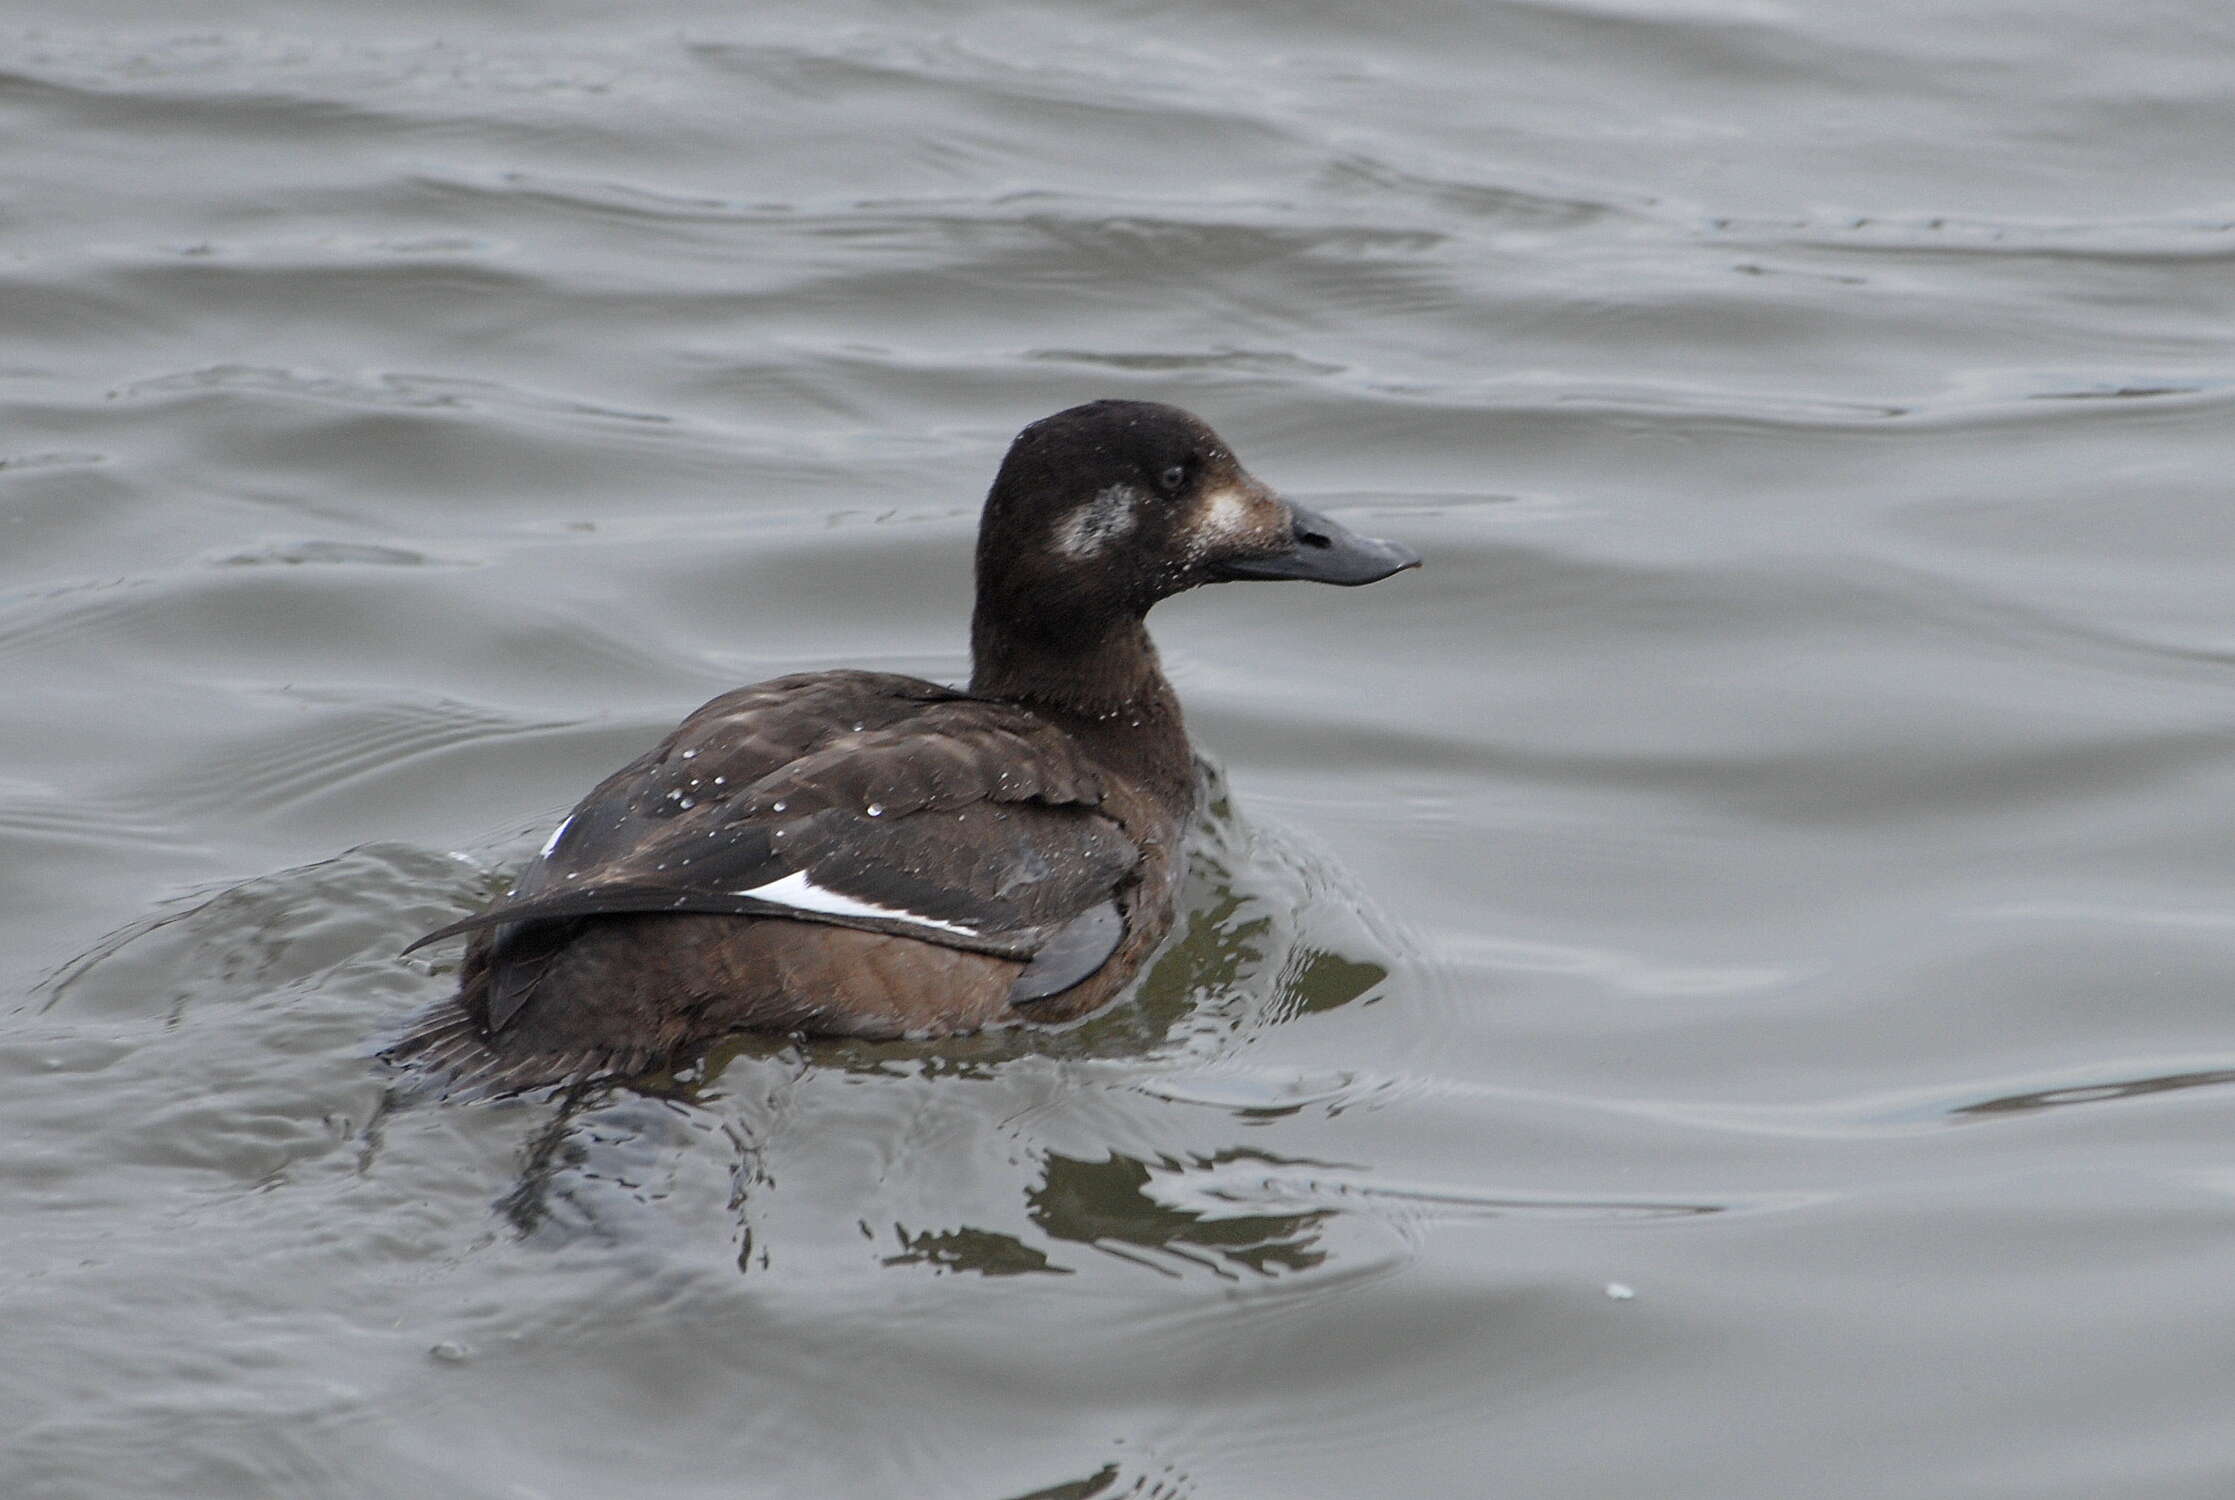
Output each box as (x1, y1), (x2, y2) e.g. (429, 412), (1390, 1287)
(7, 1), (2235, 1495)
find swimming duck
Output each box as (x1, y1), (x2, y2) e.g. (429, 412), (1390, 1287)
(390, 400), (1418, 1093)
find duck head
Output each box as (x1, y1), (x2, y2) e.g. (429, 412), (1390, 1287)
(975, 399), (1420, 630)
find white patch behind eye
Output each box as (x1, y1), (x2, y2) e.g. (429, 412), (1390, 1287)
(1052, 483), (1141, 559)
(732, 868), (983, 937)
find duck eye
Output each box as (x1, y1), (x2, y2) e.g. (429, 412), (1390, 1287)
(1159, 464), (1188, 494)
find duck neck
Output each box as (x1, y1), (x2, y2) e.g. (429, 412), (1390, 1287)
(969, 611), (1195, 804)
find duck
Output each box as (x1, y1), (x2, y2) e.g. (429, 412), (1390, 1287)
(388, 399), (1418, 1095)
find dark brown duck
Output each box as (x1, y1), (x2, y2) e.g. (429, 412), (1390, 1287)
(390, 400), (1418, 1094)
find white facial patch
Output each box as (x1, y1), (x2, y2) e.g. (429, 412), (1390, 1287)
(1052, 483), (1141, 559)
(732, 868), (983, 938)
(1195, 483), (1254, 544)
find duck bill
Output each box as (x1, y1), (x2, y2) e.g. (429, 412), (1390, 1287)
(1211, 501), (1421, 586)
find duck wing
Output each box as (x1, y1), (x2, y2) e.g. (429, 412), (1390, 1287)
(406, 672), (1141, 1026)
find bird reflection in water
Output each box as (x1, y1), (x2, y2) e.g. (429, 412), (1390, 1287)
(888, 1148), (1342, 1280)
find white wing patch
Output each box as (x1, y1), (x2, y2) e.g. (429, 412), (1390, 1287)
(1052, 483), (1141, 559)
(731, 869), (984, 938)
(538, 814), (575, 859)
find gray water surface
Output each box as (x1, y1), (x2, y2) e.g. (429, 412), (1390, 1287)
(8, 2), (2235, 1496)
